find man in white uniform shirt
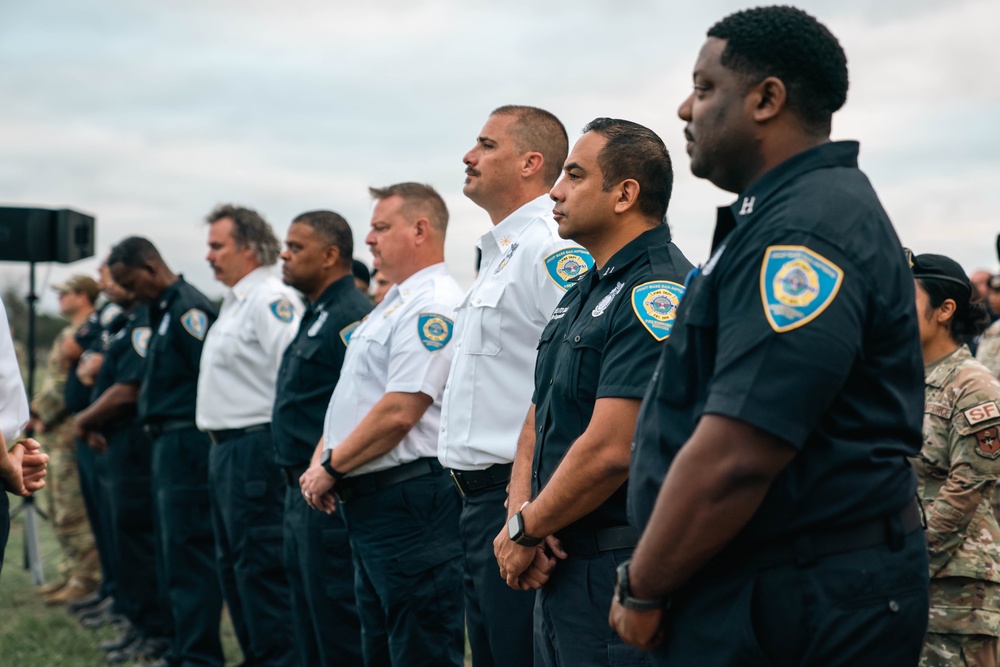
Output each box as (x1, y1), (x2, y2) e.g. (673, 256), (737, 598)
(196, 205), (302, 667)
(299, 183), (465, 667)
(438, 105), (594, 667)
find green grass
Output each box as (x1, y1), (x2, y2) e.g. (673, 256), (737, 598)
(0, 494), (244, 665)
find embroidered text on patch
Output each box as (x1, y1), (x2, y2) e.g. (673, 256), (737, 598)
(760, 246), (843, 333)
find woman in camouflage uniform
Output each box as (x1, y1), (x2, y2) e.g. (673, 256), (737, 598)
(912, 253), (1000, 667)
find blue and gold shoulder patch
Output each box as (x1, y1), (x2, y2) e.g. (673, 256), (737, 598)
(544, 247), (594, 291)
(131, 327), (151, 358)
(631, 281), (685, 341)
(339, 321), (360, 347)
(760, 245), (843, 333)
(180, 308), (208, 340)
(269, 297), (294, 323)
(417, 313), (454, 352)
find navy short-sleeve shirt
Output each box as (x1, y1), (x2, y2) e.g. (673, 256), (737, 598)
(64, 311), (102, 413)
(532, 224), (693, 534)
(629, 142), (924, 548)
(91, 306), (149, 427)
(139, 277), (218, 423)
(272, 275), (373, 468)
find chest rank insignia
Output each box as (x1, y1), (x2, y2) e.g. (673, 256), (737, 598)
(270, 297), (294, 323)
(592, 281), (625, 318)
(418, 313), (454, 352)
(131, 326), (151, 358)
(495, 243), (519, 275)
(340, 321), (361, 347)
(760, 245), (843, 333)
(975, 427), (1000, 460)
(180, 308), (208, 340)
(632, 281), (686, 341)
(544, 247), (595, 291)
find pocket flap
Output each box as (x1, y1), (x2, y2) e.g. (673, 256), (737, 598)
(472, 282), (506, 309)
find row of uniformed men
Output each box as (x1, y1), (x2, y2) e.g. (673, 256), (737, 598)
(50, 6), (1000, 667)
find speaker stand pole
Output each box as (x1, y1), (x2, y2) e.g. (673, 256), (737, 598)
(11, 260), (48, 585)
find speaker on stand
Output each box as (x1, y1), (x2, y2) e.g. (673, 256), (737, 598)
(0, 206), (96, 584)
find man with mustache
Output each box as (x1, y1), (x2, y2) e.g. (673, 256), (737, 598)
(197, 205), (301, 666)
(440, 105), (592, 667)
(613, 7), (930, 665)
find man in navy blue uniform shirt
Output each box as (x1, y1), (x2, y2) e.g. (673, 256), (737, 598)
(273, 211), (369, 667)
(611, 7), (930, 666)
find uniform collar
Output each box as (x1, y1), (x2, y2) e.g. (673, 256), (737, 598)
(925, 345), (971, 388)
(711, 141), (860, 251)
(156, 275), (188, 312)
(312, 274), (357, 313)
(596, 224), (672, 280)
(380, 262), (448, 309)
(484, 194), (552, 251)
(227, 266), (271, 303)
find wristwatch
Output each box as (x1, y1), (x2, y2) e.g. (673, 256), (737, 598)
(614, 559), (667, 611)
(507, 510), (543, 547)
(319, 449), (347, 481)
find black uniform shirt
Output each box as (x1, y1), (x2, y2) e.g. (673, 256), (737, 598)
(272, 275), (372, 468)
(64, 311), (102, 413)
(138, 277), (218, 423)
(92, 307), (150, 429)
(532, 224), (693, 535)
(629, 142), (924, 549)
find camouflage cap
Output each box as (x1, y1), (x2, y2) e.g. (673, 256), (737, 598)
(911, 253), (972, 295)
(51, 275), (100, 302)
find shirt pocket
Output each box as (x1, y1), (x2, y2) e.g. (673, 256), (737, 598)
(655, 275), (717, 406)
(464, 281), (506, 356)
(568, 324), (607, 403)
(355, 322), (390, 378)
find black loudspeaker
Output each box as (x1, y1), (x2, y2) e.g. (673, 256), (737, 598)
(0, 206), (95, 263)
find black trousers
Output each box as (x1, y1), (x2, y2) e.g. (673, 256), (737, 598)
(106, 424), (168, 637)
(652, 528), (930, 666)
(283, 483), (362, 667)
(341, 465), (465, 667)
(151, 427), (224, 667)
(76, 436), (117, 598)
(458, 484), (535, 667)
(0, 484), (8, 579)
(535, 547), (649, 667)
(208, 430), (294, 667)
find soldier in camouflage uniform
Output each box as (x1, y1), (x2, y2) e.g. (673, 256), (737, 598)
(911, 254), (1000, 667)
(976, 275), (1000, 379)
(29, 275), (101, 603)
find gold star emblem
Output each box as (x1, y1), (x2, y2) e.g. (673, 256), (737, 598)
(499, 236), (512, 248)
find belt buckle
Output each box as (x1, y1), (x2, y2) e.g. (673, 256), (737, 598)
(449, 469), (466, 497)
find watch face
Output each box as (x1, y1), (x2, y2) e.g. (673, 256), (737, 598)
(507, 513), (520, 540)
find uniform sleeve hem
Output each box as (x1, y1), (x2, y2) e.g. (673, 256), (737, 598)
(703, 391), (808, 450)
(596, 386), (650, 400)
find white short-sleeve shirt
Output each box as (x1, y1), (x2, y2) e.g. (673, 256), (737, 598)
(323, 263), (463, 476)
(0, 298), (28, 444)
(196, 267), (304, 430)
(438, 195), (593, 470)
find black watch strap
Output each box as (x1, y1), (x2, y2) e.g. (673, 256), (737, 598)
(615, 560), (666, 612)
(320, 450), (347, 481)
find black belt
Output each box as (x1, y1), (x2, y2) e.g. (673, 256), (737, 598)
(142, 419), (197, 440)
(207, 424), (270, 445)
(336, 458), (441, 504)
(557, 525), (638, 558)
(281, 465), (308, 488)
(448, 463), (512, 497)
(707, 500), (923, 575)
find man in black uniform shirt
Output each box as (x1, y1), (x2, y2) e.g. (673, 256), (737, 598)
(494, 118), (692, 667)
(611, 7), (930, 666)
(273, 211), (368, 667)
(109, 237), (224, 667)
(76, 278), (170, 664)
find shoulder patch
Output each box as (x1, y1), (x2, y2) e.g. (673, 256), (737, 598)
(180, 308), (208, 340)
(269, 297), (294, 323)
(101, 304), (123, 328)
(417, 313), (454, 352)
(339, 321), (361, 347)
(975, 427), (1000, 460)
(966, 401), (1000, 426)
(760, 245), (844, 333)
(544, 247), (595, 291)
(131, 327), (151, 359)
(632, 281), (686, 341)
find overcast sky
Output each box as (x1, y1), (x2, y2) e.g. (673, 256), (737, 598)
(1, 0), (997, 313)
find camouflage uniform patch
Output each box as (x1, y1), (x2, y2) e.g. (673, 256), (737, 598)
(920, 632), (998, 667)
(914, 346), (1000, 638)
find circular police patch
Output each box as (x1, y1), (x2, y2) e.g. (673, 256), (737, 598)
(417, 313), (454, 352)
(269, 297), (294, 323)
(632, 281), (686, 341)
(760, 246), (844, 333)
(544, 247), (595, 291)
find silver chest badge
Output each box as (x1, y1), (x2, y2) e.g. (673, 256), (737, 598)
(592, 281), (625, 317)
